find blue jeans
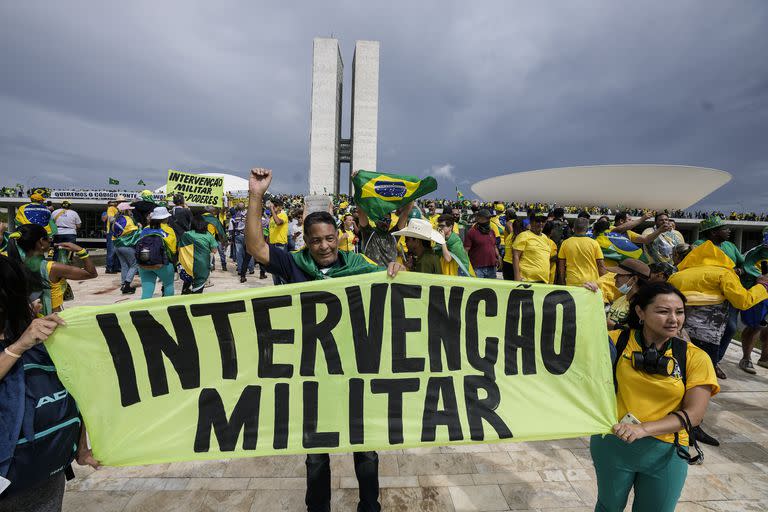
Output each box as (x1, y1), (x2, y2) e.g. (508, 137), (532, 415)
(271, 243), (287, 285)
(115, 246), (138, 284)
(210, 243), (228, 270)
(106, 234), (119, 272)
(234, 233), (254, 274)
(139, 264), (175, 299)
(474, 266), (497, 279)
(717, 304), (739, 363)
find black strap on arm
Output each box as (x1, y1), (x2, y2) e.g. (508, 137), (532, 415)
(670, 337), (687, 387)
(612, 329), (631, 393)
(671, 409), (704, 465)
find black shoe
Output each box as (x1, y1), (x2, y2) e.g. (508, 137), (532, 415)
(222, 266), (228, 272)
(240, 276), (247, 283)
(248, 269), (255, 275)
(694, 427), (720, 447)
(259, 272), (267, 279)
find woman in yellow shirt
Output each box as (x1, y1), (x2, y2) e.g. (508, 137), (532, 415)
(337, 213), (358, 252)
(501, 217), (524, 280)
(591, 282), (719, 512)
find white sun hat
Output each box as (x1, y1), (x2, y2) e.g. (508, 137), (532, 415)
(150, 206), (172, 220)
(392, 218), (445, 245)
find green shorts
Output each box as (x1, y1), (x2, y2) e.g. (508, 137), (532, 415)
(590, 434), (688, 512)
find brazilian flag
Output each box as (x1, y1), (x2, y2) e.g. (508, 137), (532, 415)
(352, 170), (437, 221)
(109, 177), (120, 185)
(456, 186), (464, 201)
(202, 212), (227, 242)
(595, 231), (645, 263)
(15, 202), (58, 236)
(178, 232), (215, 289)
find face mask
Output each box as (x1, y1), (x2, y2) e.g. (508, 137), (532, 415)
(617, 281), (633, 295)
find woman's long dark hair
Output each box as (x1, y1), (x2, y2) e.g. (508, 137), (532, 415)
(0, 254), (35, 340)
(5, 224), (49, 294)
(627, 282), (687, 330)
(8, 223), (48, 253)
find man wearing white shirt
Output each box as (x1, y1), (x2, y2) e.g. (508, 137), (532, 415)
(51, 200), (81, 261)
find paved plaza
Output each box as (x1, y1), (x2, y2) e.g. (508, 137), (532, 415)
(60, 269), (768, 511)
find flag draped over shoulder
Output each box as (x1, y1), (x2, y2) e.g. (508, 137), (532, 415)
(202, 212), (227, 242)
(15, 202), (58, 236)
(352, 170), (437, 221)
(594, 231), (644, 262)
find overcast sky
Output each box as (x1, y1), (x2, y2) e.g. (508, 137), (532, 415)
(1, 1), (766, 210)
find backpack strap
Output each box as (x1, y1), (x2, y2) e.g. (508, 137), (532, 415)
(612, 329), (631, 393)
(671, 337), (687, 387)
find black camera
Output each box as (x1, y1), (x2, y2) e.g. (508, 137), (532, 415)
(631, 345), (675, 376)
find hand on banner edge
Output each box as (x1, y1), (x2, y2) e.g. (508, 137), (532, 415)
(76, 447), (101, 470)
(387, 261), (407, 278)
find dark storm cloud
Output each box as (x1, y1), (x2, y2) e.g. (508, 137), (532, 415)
(0, 1), (766, 210)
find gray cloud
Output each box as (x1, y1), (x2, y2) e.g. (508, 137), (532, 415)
(1, 1), (766, 210)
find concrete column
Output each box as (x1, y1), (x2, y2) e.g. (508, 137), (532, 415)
(734, 227), (743, 252)
(8, 206), (16, 233)
(351, 40), (380, 190)
(309, 38), (343, 195)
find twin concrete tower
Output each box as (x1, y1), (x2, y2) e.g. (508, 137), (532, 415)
(308, 38), (380, 195)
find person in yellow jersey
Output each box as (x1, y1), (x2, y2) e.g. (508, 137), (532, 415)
(557, 217), (607, 286)
(501, 214), (524, 280)
(542, 221), (559, 283)
(511, 209), (556, 283)
(591, 282), (719, 512)
(266, 197), (289, 285)
(338, 213), (358, 252)
(426, 201), (440, 229)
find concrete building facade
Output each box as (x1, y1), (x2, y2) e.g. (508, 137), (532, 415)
(308, 38), (380, 195)
(308, 38), (344, 195)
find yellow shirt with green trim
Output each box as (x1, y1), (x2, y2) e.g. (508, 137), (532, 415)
(609, 329), (719, 446)
(268, 211), (289, 245)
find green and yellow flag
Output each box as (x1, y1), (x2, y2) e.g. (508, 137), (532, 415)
(352, 170), (437, 221)
(109, 177), (120, 185)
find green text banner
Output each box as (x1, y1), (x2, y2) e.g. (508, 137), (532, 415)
(47, 273), (616, 466)
(166, 170), (224, 207)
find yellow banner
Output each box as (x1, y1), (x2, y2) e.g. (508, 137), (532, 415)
(166, 170), (223, 207)
(46, 273), (615, 466)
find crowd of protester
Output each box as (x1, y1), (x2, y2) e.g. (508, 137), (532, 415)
(1, 176), (767, 512)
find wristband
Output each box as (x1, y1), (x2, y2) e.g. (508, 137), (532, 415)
(76, 249), (89, 259)
(4, 347), (22, 359)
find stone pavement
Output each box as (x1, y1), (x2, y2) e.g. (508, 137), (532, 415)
(59, 268), (768, 511)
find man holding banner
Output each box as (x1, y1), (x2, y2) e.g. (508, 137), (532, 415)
(245, 168), (406, 512)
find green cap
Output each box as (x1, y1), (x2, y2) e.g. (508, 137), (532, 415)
(699, 215), (726, 233)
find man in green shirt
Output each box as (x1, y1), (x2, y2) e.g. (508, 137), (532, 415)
(692, 215), (744, 379)
(393, 218), (444, 275)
